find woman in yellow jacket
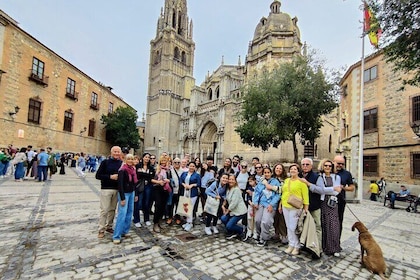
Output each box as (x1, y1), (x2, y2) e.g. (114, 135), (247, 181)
(279, 163), (309, 255)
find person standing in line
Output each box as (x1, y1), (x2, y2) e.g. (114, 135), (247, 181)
(280, 164), (309, 255)
(25, 145), (35, 178)
(12, 147), (27, 182)
(46, 147), (56, 180)
(37, 148), (49, 182)
(113, 154), (138, 244)
(272, 163), (288, 244)
(179, 161), (201, 232)
(152, 155), (171, 233)
(95, 146), (123, 239)
(333, 155), (354, 239)
(316, 159), (342, 257)
(168, 157), (184, 225)
(253, 166), (281, 247)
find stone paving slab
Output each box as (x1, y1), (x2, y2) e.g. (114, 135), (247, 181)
(0, 170), (419, 280)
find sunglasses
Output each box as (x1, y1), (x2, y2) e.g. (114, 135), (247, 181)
(150, 157), (156, 160)
(255, 166), (262, 169)
(174, 161), (180, 164)
(336, 162), (345, 165)
(324, 165), (332, 167)
(302, 163), (311, 166)
(241, 165), (247, 168)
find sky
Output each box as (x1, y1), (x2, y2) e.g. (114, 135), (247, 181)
(0, 0), (376, 118)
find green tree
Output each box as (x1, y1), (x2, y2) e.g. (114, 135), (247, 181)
(235, 55), (338, 162)
(369, 0), (420, 87)
(100, 106), (140, 149)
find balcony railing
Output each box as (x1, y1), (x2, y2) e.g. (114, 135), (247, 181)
(28, 71), (49, 87)
(90, 103), (100, 110)
(65, 90), (79, 101)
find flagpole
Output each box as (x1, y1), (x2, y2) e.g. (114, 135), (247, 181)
(357, 2), (366, 203)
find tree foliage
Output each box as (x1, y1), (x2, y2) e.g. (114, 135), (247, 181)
(369, 0), (420, 87)
(100, 106), (140, 149)
(235, 54), (338, 162)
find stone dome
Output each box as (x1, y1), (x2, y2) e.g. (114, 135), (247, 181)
(253, 0), (300, 40)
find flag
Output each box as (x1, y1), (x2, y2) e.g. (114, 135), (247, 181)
(364, 2), (382, 48)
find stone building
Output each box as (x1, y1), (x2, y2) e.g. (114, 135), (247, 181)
(0, 10), (134, 155)
(145, 0), (339, 165)
(339, 51), (420, 188)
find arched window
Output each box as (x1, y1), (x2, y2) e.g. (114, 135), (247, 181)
(154, 50), (160, 65)
(177, 14), (182, 35)
(172, 9), (176, 28)
(216, 86), (220, 99)
(174, 47), (180, 61)
(181, 51), (186, 63)
(208, 88), (213, 100)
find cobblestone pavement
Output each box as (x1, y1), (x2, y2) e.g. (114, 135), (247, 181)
(0, 170), (419, 280)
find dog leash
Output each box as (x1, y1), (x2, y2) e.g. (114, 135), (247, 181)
(346, 204), (361, 222)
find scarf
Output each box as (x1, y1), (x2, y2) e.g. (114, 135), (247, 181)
(120, 164), (138, 184)
(158, 165), (171, 192)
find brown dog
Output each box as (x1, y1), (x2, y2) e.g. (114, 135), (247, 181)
(352, 221), (388, 280)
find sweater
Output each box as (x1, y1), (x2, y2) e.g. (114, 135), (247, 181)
(226, 187), (247, 216)
(95, 157), (123, 190)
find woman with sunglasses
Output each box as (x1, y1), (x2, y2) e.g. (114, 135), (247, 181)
(252, 166), (281, 247)
(316, 159), (342, 257)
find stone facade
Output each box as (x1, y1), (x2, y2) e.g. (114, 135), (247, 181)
(0, 10), (134, 155)
(339, 51), (420, 189)
(145, 0), (339, 165)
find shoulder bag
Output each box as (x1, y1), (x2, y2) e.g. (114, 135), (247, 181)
(204, 186), (220, 217)
(287, 179), (303, 209)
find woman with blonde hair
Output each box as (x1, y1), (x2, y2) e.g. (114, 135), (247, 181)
(152, 155), (172, 233)
(280, 164), (309, 255)
(113, 154), (138, 244)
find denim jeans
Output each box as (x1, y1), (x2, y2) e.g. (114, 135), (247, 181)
(221, 213), (246, 235)
(133, 191), (144, 224)
(1, 161), (9, 176)
(113, 191), (135, 240)
(38, 166), (48, 181)
(142, 184), (154, 222)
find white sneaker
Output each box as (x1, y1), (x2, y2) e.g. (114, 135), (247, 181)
(0, 175), (4, 178)
(145, 221), (152, 226)
(134, 222), (142, 228)
(212, 226), (219, 234)
(184, 223), (193, 232)
(204, 227), (212, 235)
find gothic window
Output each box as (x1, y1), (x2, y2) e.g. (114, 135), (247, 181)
(208, 88), (213, 100)
(174, 47), (180, 61)
(181, 51), (186, 64)
(177, 14), (182, 35)
(216, 86), (220, 99)
(172, 9), (176, 28)
(28, 98), (42, 124)
(154, 50), (161, 65)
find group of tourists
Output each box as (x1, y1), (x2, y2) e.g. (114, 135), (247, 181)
(96, 146), (355, 258)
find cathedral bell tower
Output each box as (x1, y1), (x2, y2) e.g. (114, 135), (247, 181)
(145, 0), (195, 155)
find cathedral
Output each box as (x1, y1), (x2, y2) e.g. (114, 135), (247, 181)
(144, 0), (339, 165)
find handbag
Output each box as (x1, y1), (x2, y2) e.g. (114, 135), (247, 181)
(204, 187), (220, 216)
(176, 190), (193, 218)
(136, 179), (145, 193)
(286, 179), (303, 209)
